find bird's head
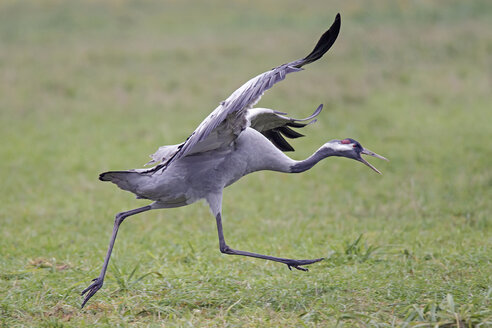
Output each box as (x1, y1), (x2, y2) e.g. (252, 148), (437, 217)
(322, 138), (388, 174)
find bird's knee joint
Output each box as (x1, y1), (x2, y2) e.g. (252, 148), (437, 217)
(220, 245), (234, 254)
(114, 213), (125, 225)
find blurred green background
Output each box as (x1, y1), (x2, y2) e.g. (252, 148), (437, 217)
(0, 0), (491, 326)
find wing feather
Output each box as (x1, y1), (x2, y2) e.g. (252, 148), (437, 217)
(247, 104), (323, 152)
(152, 13), (340, 173)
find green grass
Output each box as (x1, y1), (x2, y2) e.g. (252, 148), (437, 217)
(1, 0), (491, 326)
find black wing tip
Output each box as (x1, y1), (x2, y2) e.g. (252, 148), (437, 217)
(296, 13), (341, 68)
(263, 130), (295, 152)
(278, 126), (305, 139)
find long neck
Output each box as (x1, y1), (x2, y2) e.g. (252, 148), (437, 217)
(290, 147), (335, 173)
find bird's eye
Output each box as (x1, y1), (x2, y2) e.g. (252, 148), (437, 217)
(353, 144), (357, 148)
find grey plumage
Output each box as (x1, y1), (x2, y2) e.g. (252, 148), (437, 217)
(148, 14), (340, 174)
(81, 13), (388, 308)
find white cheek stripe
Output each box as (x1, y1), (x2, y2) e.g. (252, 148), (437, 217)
(330, 143), (353, 151)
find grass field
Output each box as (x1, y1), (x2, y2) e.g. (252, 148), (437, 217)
(1, 0), (491, 326)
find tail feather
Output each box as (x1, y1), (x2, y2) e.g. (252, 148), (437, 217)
(99, 170), (144, 194)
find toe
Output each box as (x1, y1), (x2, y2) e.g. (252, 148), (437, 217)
(80, 279), (103, 308)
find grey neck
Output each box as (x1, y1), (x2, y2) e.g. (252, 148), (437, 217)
(290, 147), (335, 173)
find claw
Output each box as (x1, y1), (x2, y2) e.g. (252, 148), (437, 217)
(81, 277), (104, 309)
(285, 257), (324, 272)
(287, 264), (309, 271)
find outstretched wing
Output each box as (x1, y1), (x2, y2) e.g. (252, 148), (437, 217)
(247, 104), (323, 152)
(152, 13), (340, 173)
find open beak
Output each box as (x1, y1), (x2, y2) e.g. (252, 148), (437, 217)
(358, 148), (388, 174)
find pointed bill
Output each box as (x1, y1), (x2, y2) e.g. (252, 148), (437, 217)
(358, 148), (388, 174)
(361, 148), (388, 161)
(358, 157), (382, 174)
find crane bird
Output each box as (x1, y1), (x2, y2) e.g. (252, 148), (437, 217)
(81, 13), (387, 308)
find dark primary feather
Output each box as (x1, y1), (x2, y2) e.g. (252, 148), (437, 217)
(255, 104), (323, 152)
(263, 130), (295, 152)
(262, 126), (304, 152)
(152, 14), (341, 173)
(286, 122), (309, 128)
(294, 13), (341, 68)
(278, 126), (304, 139)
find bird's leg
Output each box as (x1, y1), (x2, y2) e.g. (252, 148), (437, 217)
(81, 205), (152, 308)
(215, 213), (324, 271)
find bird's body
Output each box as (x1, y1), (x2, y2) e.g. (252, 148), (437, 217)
(81, 13), (388, 308)
(103, 125), (310, 207)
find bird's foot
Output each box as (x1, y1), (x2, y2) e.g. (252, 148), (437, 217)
(285, 258), (324, 272)
(81, 277), (104, 308)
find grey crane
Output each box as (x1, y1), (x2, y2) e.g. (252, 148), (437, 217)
(81, 13), (387, 308)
